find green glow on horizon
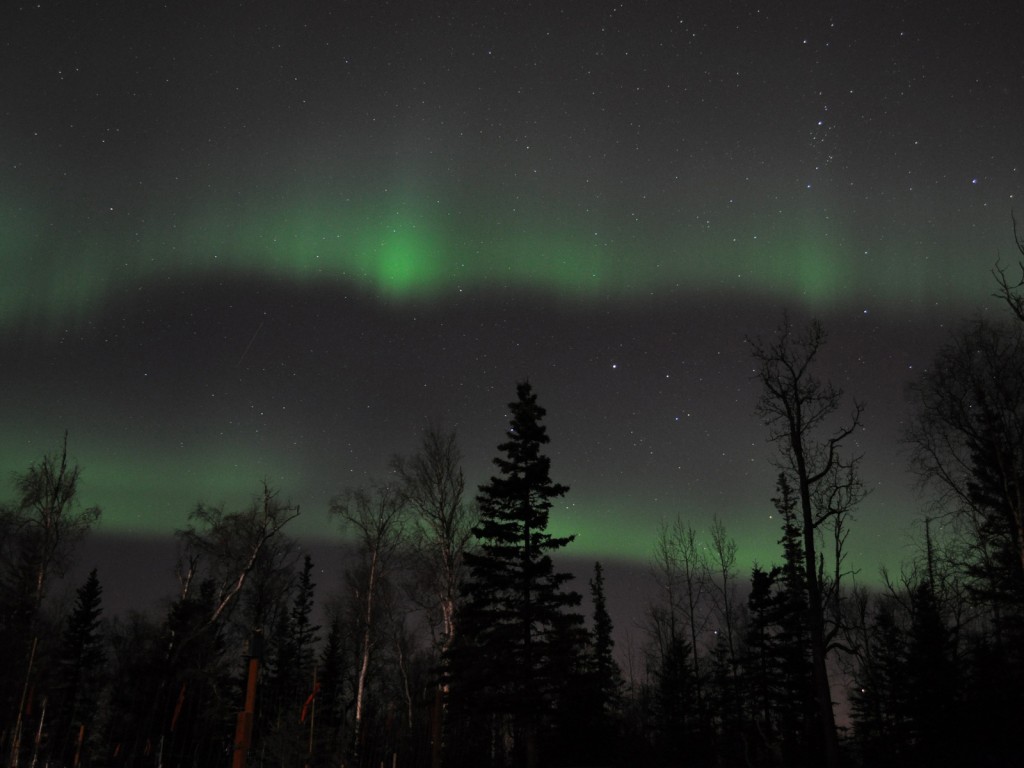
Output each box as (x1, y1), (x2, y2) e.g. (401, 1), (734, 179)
(550, 492), (907, 584)
(551, 495), (794, 570)
(0, 431), (906, 580)
(1, 187), (996, 331)
(0, 436), (316, 537)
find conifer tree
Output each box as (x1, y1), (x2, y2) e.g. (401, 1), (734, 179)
(315, 614), (346, 758)
(904, 583), (960, 764)
(551, 561), (623, 765)
(262, 554), (321, 764)
(654, 633), (698, 762)
(290, 555), (321, 763)
(744, 564), (780, 727)
(850, 597), (909, 768)
(102, 611), (165, 766)
(739, 476), (819, 766)
(454, 381), (583, 768)
(589, 561), (622, 716)
(1, 434), (100, 762)
(964, 390), (1024, 629)
(291, 555), (320, 682)
(50, 568), (105, 767)
(772, 474), (817, 765)
(158, 578), (232, 767)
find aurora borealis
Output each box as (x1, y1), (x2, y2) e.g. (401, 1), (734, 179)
(3, 1), (1022, 604)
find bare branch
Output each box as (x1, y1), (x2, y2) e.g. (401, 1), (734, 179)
(174, 481), (300, 636)
(750, 315), (862, 767)
(991, 213), (1024, 322)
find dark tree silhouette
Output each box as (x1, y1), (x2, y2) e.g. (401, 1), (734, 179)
(156, 579), (233, 767)
(392, 424), (475, 655)
(744, 563), (783, 764)
(175, 482), (300, 639)
(654, 633), (699, 762)
(551, 561), (624, 766)
(750, 317), (864, 768)
(772, 475), (817, 766)
(708, 515), (742, 744)
(991, 213), (1024, 322)
(50, 568), (105, 767)
(737, 475), (817, 767)
(114, 483), (300, 768)
(289, 555), (320, 681)
(391, 424), (476, 768)
(6, 433), (102, 616)
(850, 596), (910, 768)
(1, 433), (101, 768)
(905, 318), (1024, 643)
(589, 561), (622, 718)
(102, 611), (166, 765)
(903, 315), (1024, 765)
(452, 381), (583, 768)
(261, 554), (321, 765)
(314, 613), (347, 762)
(329, 480), (407, 766)
(904, 582), (961, 765)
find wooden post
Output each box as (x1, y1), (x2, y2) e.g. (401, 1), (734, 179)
(9, 636), (39, 768)
(231, 631), (263, 768)
(72, 723), (85, 768)
(305, 666), (317, 768)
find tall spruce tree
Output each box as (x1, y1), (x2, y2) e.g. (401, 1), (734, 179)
(50, 568), (105, 767)
(454, 381), (583, 768)
(290, 554), (320, 764)
(551, 561), (623, 765)
(589, 561), (622, 717)
(744, 564), (782, 754)
(290, 555), (320, 682)
(738, 476), (819, 767)
(772, 474), (817, 766)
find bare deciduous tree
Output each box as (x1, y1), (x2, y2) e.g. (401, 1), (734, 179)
(991, 213), (1024, 322)
(391, 424), (476, 768)
(647, 517), (711, 722)
(329, 481), (407, 764)
(391, 424), (475, 658)
(175, 481), (300, 638)
(7, 432), (101, 616)
(672, 519), (711, 713)
(709, 515), (740, 681)
(2, 433), (100, 768)
(750, 316), (865, 768)
(905, 317), (1024, 629)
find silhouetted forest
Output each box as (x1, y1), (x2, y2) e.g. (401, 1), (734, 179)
(4, 257), (1024, 767)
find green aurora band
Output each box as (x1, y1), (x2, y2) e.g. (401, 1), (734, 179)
(0, 186), (994, 331)
(0, 182), (1001, 576)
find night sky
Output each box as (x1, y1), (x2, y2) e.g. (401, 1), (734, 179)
(3, 1), (1022, 604)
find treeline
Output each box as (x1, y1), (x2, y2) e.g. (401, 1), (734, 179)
(2, 259), (1024, 767)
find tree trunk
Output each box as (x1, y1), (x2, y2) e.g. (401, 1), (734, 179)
(353, 546), (378, 762)
(794, 442), (841, 768)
